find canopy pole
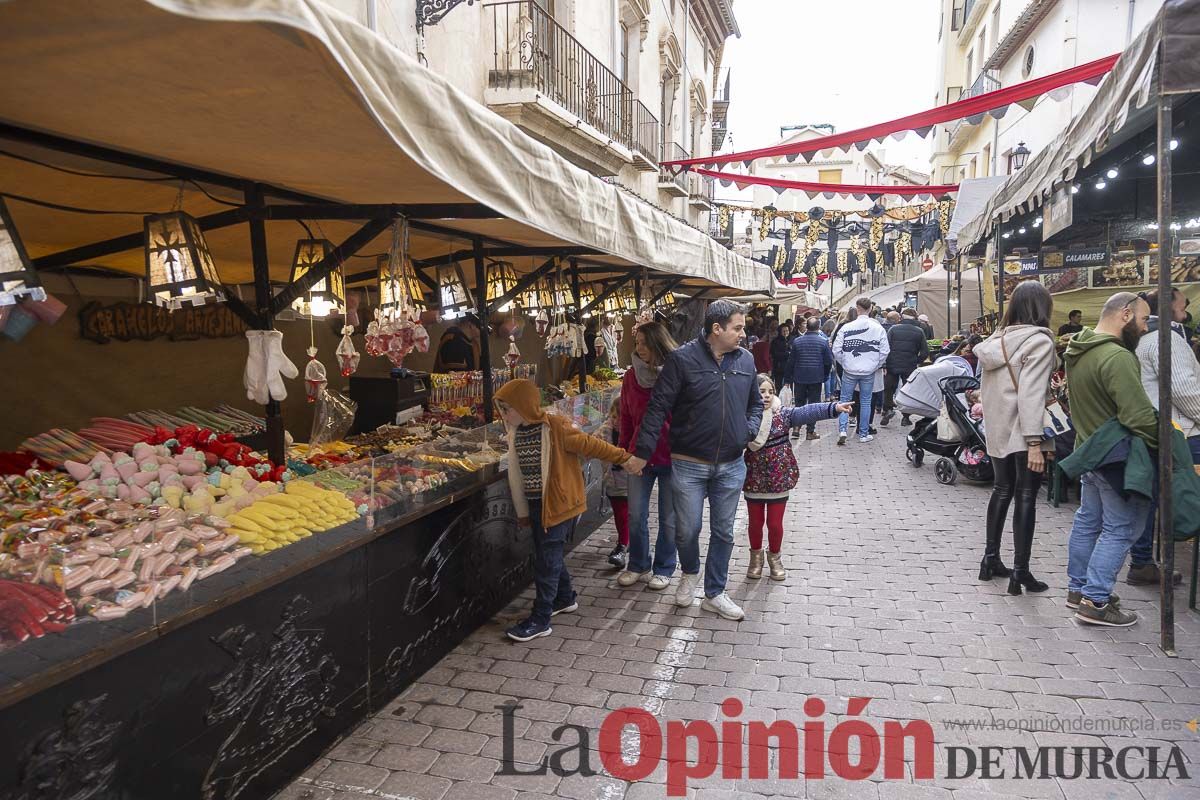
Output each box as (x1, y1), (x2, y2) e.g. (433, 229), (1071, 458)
(571, 258), (586, 395)
(945, 261), (952, 338)
(996, 221), (1005, 322)
(977, 261), (985, 330)
(956, 253), (963, 331)
(245, 183), (286, 467)
(1155, 85), (1176, 657)
(473, 237), (494, 424)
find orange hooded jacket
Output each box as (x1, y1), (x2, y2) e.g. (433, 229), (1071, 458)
(494, 380), (632, 528)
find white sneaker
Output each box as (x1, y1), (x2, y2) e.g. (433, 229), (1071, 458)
(701, 592), (745, 621)
(647, 575), (671, 591)
(837, 432), (847, 445)
(675, 573), (698, 607)
(858, 434), (874, 443)
(617, 570), (649, 587)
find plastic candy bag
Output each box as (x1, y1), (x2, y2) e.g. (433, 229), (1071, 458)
(310, 388), (357, 447)
(304, 347), (328, 403)
(336, 325), (361, 376)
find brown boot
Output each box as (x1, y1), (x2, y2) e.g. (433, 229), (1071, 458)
(747, 549), (765, 580)
(766, 551), (787, 581)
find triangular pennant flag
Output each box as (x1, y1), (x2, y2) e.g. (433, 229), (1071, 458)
(988, 106), (1009, 119)
(802, 150), (816, 163)
(891, 130), (909, 141)
(806, 191), (818, 200)
(823, 192), (836, 200)
(719, 178), (733, 188)
(1048, 86), (1074, 101)
(1016, 97), (1039, 112)
(734, 180), (751, 191)
(1082, 74), (1104, 86)
(965, 113), (986, 125)
(853, 193), (866, 201)
(915, 126), (933, 138)
(743, 160), (755, 168)
(855, 140), (871, 151)
(773, 186), (787, 195)
(785, 153), (799, 163)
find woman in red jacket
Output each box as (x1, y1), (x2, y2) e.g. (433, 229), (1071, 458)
(616, 321), (679, 591)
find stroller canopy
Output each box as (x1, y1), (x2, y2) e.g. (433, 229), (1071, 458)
(894, 357), (974, 418)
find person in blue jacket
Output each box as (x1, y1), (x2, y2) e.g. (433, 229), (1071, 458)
(788, 318), (835, 440)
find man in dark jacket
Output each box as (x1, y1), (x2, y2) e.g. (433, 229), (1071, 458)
(789, 318), (833, 440)
(636, 299), (761, 622)
(882, 308), (930, 427)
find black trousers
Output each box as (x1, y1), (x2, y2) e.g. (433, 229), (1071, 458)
(883, 369), (912, 414)
(794, 383), (823, 432)
(985, 451), (1044, 569)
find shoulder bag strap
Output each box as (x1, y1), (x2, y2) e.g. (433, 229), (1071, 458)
(1000, 333), (1020, 392)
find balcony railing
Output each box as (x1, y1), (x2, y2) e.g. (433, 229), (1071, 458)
(487, 1), (660, 159)
(687, 172), (714, 206)
(659, 142), (689, 194)
(633, 100), (659, 166)
(948, 69), (1000, 142)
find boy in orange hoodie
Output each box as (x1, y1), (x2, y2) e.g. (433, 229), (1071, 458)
(494, 380), (645, 641)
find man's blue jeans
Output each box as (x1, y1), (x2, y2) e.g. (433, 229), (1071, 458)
(1068, 472), (1152, 604)
(528, 501), (577, 626)
(671, 457), (745, 598)
(1130, 435), (1200, 566)
(839, 373), (875, 436)
(627, 464), (678, 577)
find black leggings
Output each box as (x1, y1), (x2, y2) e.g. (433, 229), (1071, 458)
(985, 451), (1044, 568)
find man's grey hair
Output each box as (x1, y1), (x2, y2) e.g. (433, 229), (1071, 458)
(704, 298), (747, 334)
(1101, 291), (1141, 318)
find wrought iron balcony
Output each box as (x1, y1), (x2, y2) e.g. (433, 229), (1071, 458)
(658, 142), (689, 197)
(486, 0), (660, 174)
(687, 172), (714, 208)
(948, 69), (1000, 145)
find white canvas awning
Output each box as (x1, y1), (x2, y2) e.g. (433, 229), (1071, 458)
(913, 266), (983, 337)
(0, 0), (772, 293)
(957, 0), (1200, 249)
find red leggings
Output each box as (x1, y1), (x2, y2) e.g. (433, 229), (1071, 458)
(609, 497), (630, 547)
(747, 499), (787, 553)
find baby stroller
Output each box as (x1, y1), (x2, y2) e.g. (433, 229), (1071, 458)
(894, 358), (993, 485)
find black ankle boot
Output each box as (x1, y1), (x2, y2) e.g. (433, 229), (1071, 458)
(978, 555), (1012, 581)
(1007, 569), (1049, 595)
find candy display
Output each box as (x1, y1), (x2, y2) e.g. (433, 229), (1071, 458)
(20, 428), (109, 467)
(0, 580), (75, 642)
(226, 482), (357, 554)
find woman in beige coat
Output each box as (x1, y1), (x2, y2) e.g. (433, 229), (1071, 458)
(973, 282), (1056, 595)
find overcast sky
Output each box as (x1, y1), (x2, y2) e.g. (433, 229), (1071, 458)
(720, 0), (940, 186)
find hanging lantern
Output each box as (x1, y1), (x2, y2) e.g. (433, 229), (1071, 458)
(437, 264), (472, 320)
(577, 284), (596, 318)
(658, 291), (677, 312)
(602, 287), (623, 315)
(553, 282), (576, 313)
(520, 277), (553, 317)
(289, 239), (345, 318)
(0, 198), (45, 307)
(486, 260), (518, 312)
(378, 254), (425, 313)
(618, 285), (638, 313)
(143, 211), (223, 309)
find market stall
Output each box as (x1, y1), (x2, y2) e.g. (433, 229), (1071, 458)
(953, 0), (1200, 652)
(0, 1), (772, 797)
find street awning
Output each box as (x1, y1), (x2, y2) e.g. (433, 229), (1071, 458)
(957, 0), (1200, 248)
(0, 0), (772, 293)
(947, 177), (1009, 246)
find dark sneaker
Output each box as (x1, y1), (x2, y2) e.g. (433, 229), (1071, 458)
(806, 431), (820, 441)
(1075, 598), (1137, 627)
(837, 432), (847, 446)
(901, 416), (912, 427)
(607, 544), (628, 569)
(881, 412), (894, 427)
(551, 594), (578, 616)
(1126, 563), (1183, 586)
(868, 427), (879, 435)
(1066, 591), (1119, 610)
(506, 619), (552, 642)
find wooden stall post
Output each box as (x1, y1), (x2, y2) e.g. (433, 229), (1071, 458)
(570, 258), (586, 395)
(473, 237), (494, 424)
(1155, 84), (1176, 656)
(245, 183), (286, 466)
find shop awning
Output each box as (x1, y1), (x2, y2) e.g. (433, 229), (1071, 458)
(956, 0), (1200, 248)
(947, 176), (1009, 246)
(0, 0), (772, 293)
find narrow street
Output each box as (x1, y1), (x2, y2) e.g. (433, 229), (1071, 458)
(282, 422), (1200, 800)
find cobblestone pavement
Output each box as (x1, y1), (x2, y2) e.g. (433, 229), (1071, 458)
(280, 421), (1200, 800)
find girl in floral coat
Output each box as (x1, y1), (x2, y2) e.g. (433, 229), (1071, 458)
(744, 375), (849, 580)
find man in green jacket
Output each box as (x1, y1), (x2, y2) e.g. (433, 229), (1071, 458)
(1062, 291), (1155, 627)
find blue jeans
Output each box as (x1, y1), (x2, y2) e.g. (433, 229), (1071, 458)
(671, 457), (746, 598)
(825, 371), (839, 400)
(839, 373), (875, 436)
(528, 501), (577, 626)
(1130, 435), (1200, 566)
(627, 465), (677, 576)
(1067, 472), (1152, 604)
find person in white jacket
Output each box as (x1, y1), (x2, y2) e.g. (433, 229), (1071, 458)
(1132, 286), (1196, 587)
(831, 296), (890, 444)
